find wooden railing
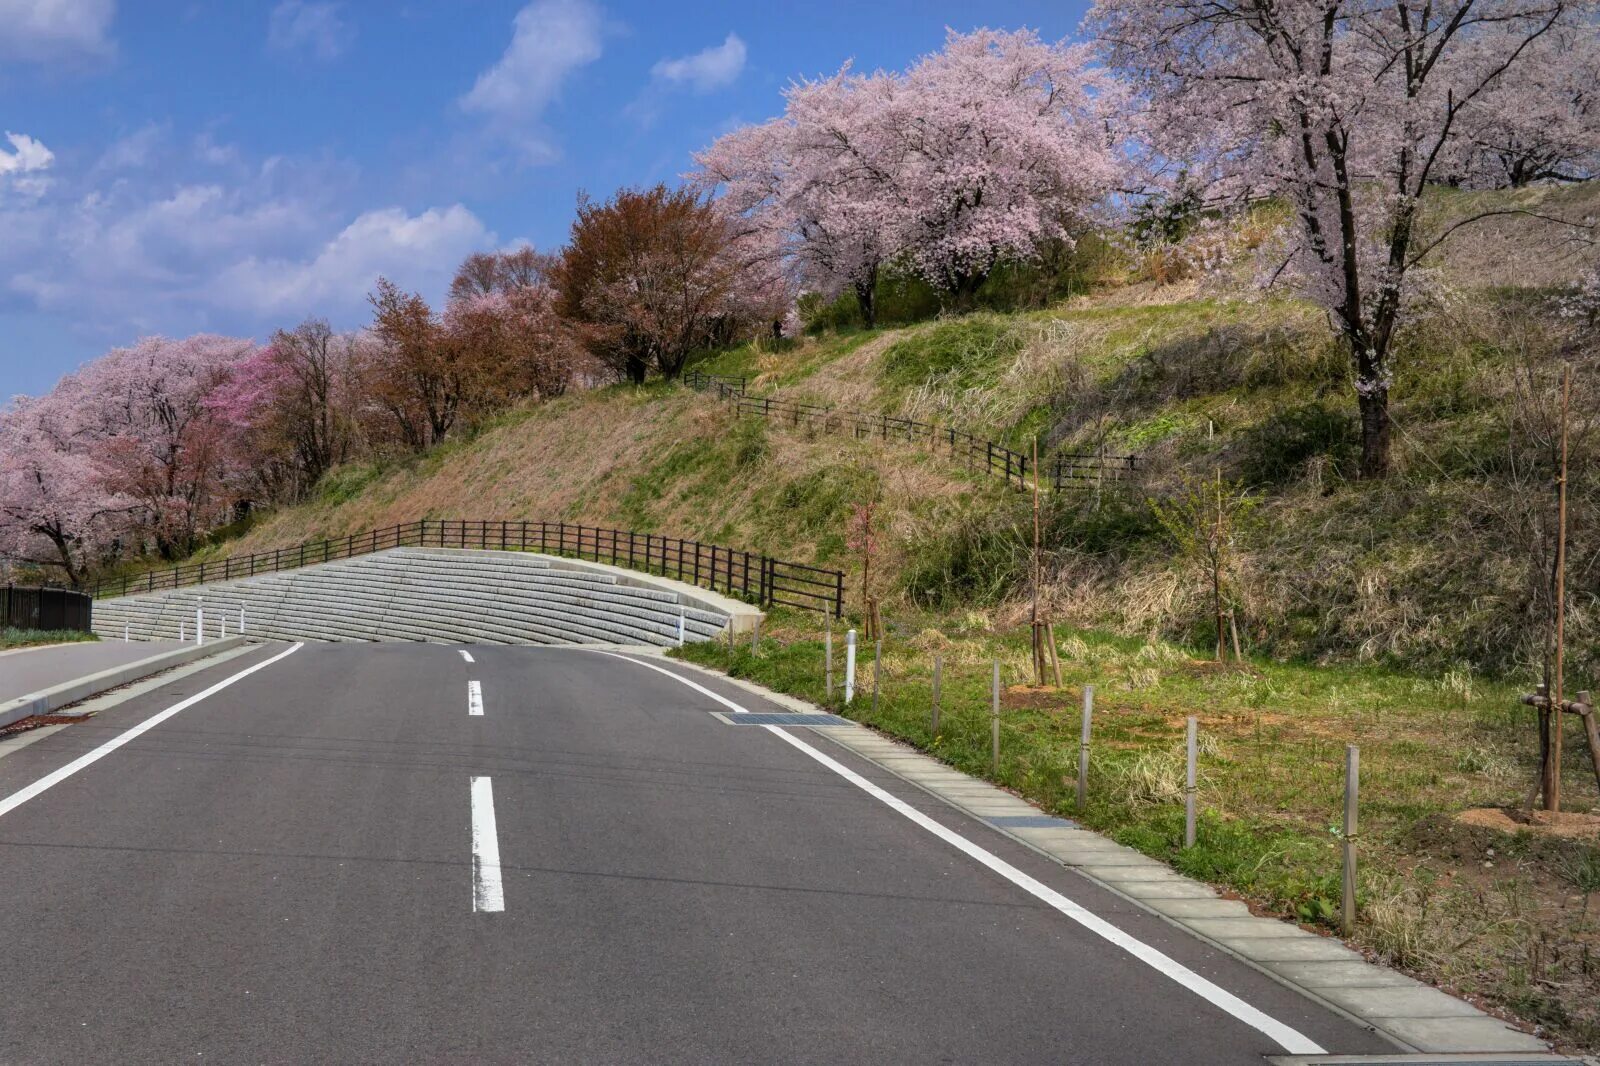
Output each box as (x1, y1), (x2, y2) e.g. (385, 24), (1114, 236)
(92, 519), (845, 617)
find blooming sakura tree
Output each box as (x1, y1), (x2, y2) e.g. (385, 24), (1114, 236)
(1452, 22), (1600, 187)
(693, 29), (1123, 319)
(695, 71), (903, 326)
(891, 29), (1124, 305)
(73, 334), (255, 558)
(0, 390), (134, 587)
(1089, 0), (1600, 478)
(207, 319), (361, 502)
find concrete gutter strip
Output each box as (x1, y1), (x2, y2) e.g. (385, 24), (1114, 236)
(656, 652), (1552, 1059)
(0, 637), (248, 729)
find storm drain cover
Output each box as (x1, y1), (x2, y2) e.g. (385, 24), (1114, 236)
(717, 712), (853, 727)
(986, 814), (1079, 829)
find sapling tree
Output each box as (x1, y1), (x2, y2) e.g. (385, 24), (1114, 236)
(1150, 471), (1259, 661)
(1089, 0), (1600, 478)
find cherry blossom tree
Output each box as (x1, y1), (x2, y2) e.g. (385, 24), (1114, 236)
(1452, 22), (1600, 187)
(891, 29), (1124, 307)
(0, 388), (134, 587)
(694, 30), (1123, 320)
(1089, 0), (1600, 478)
(207, 319), (361, 502)
(694, 71), (902, 326)
(73, 334), (255, 558)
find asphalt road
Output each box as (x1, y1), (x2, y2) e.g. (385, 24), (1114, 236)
(0, 639), (188, 703)
(0, 642), (1396, 1064)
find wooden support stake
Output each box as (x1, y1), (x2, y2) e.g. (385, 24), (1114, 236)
(1184, 716), (1198, 849)
(1077, 685), (1093, 811)
(1549, 364), (1572, 812)
(931, 653), (943, 735)
(871, 640), (882, 716)
(825, 619), (834, 701)
(1046, 622), (1063, 688)
(1342, 744), (1360, 935)
(991, 660), (1001, 775)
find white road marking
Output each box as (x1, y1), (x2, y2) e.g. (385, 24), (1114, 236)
(459, 650), (475, 663)
(596, 651), (1325, 1057)
(0, 643), (305, 822)
(467, 680), (484, 716)
(470, 776), (505, 913)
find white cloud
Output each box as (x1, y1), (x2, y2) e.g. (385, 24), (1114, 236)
(267, 1), (350, 62)
(0, 0), (115, 62)
(651, 33), (745, 92)
(0, 131), (53, 199)
(460, 0), (602, 162)
(97, 122), (168, 171)
(209, 205), (492, 316)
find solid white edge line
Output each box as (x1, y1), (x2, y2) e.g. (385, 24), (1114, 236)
(596, 650), (1325, 1057)
(460, 650), (475, 663)
(0, 642), (306, 822)
(590, 650), (747, 713)
(470, 775), (505, 913)
(467, 679), (484, 716)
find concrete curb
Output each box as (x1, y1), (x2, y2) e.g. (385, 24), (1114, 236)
(657, 653), (1551, 1058)
(0, 637), (248, 729)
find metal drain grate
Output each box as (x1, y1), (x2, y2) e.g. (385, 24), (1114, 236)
(717, 712), (854, 727)
(986, 814), (1079, 829)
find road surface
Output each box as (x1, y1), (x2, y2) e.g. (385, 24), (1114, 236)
(0, 638), (188, 704)
(0, 643), (1395, 1063)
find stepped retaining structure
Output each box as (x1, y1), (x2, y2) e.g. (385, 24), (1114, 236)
(91, 548), (757, 648)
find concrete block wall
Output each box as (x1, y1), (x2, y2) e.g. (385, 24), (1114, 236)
(92, 548), (748, 648)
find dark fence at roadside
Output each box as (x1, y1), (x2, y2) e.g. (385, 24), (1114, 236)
(92, 519), (844, 618)
(2, 586), (93, 633)
(683, 370), (1139, 489)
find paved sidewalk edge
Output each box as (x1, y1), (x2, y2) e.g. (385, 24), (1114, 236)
(0, 637), (249, 729)
(655, 652), (1551, 1058)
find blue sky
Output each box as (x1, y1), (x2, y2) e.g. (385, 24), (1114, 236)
(0, 0), (1091, 396)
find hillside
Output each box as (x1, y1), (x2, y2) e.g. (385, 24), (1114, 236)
(201, 247), (1596, 677)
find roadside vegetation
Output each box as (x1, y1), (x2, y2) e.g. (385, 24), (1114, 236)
(0, 628), (96, 650)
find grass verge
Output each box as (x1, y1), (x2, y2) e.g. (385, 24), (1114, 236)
(1, 627), (97, 650)
(676, 608), (1600, 1051)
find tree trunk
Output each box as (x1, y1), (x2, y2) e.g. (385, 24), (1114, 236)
(626, 354), (648, 385)
(1357, 385), (1392, 479)
(947, 269), (989, 314)
(854, 276), (877, 330)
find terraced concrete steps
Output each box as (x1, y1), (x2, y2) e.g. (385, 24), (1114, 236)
(92, 547), (755, 647)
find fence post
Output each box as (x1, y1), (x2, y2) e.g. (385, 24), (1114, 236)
(825, 618), (834, 701)
(931, 653), (943, 734)
(1078, 685), (1094, 811)
(871, 639), (882, 716)
(750, 615), (760, 655)
(1184, 716), (1198, 849)
(1343, 744), (1360, 935)
(991, 660), (1002, 774)
(845, 629), (857, 704)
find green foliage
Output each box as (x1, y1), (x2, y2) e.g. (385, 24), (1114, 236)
(905, 489), (1160, 607)
(1, 627), (96, 649)
(1235, 403), (1360, 487)
(879, 315), (1027, 390)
